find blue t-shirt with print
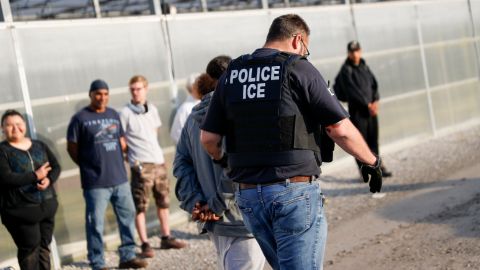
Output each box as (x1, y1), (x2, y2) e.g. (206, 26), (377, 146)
(67, 106), (128, 189)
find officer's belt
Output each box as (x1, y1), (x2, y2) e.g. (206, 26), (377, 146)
(238, 176), (313, 189)
(228, 150), (315, 167)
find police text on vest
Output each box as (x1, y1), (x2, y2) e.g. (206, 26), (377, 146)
(229, 66), (281, 99)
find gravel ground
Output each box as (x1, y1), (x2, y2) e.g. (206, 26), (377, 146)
(62, 124), (480, 270)
(62, 221), (218, 270)
(322, 124), (480, 230)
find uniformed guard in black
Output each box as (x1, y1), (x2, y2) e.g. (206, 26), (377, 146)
(200, 14), (383, 270)
(334, 40), (392, 177)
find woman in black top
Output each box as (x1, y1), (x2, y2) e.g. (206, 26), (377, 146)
(0, 109), (61, 270)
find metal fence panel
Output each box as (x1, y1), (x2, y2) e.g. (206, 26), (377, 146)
(16, 22), (170, 99)
(379, 93), (432, 143)
(418, 0), (473, 44)
(167, 11), (272, 79)
(353, 2), (419, 50)
(366, 50), (426, 98)
(0, 30), (24, 104)
(431, 81), (480, 128)
(424, 42), (479, 87)
(289, 6), (357, 82)
(350, 1), (432, 142)
(352, 2), (426, 99)
(417, 0), (480, 130)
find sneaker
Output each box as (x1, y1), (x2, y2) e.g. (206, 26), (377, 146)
(118, 257), (148, 269)
(140, 242), (154, 258)
(160, 236), (187, 249)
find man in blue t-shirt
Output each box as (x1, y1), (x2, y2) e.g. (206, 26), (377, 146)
(67, 79), (147, 270)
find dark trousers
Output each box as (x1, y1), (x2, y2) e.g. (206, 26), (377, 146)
(1, 198), (58, 270)
(350, 110), (379, 169)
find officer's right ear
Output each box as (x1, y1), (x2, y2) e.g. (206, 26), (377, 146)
(291, 35), (301, 51)
(291, 34), (305, 56)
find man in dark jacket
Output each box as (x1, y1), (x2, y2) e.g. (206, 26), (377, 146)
(334, 41), (392, 177)
(174, 56), (265, 270)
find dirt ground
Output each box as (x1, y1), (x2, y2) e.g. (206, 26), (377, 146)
(322, 126), (480, 270)
(323, 164), (480, 270)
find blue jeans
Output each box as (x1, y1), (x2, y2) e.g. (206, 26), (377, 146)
(235, 180), (327, 270)
(83, 182), (137, 270)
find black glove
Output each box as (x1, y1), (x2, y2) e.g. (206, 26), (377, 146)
(360, 156), (383, 193)
(212, 154), (228, 168)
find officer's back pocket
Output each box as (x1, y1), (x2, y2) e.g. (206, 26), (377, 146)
(273, 191), (312, 235)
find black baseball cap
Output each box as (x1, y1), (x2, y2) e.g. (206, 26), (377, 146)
(347, 40), (361, 52)
(89, 79), (109, 93)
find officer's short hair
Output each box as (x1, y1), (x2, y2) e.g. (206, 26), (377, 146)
(206, 55), (232, 80)
(197, 73), (217, 97)
(266, 14), (310, 43)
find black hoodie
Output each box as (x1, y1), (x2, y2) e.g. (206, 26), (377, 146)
(334, 58), (379, 116)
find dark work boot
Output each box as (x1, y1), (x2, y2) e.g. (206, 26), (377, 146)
(140, 242), (154, 258)
(118, 257), (148, 269)
(160, 236), (187, 249)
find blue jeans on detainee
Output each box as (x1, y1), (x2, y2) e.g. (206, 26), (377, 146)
(235, 180), (327, 270)
(83, 182), (137, 270)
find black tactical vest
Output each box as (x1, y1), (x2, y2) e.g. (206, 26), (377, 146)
(223, 52), (334, 168)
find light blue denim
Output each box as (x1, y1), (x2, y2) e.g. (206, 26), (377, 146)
(235, 180), (327, 270)
(83, 182), (137, 270)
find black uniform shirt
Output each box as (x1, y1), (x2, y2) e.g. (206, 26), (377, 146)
(201, 48), (349, 183)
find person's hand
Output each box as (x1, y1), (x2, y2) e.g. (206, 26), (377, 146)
(37, 177), (50, 191)
(360, 156), (383, 193)
(191, 202), (203, 221)
(35, 162), (51, 180)
(191, 202), (221, 222)
(199, 204), (221, 222)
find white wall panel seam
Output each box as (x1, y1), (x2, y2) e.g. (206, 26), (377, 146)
(414, 1), (437, 136)
(428, 77), (479, 92)
(422, 37), (478, 49)
(26, 82), (170, 107)
(0, 0), (12, 23)
(9, 31), (35, 138)
(348, 0), (359, 40)
(380, 77), (479, 103)
(160, 17), (179, 108)
(92, 0), (102, 18)
(0, 101), (24, 110)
